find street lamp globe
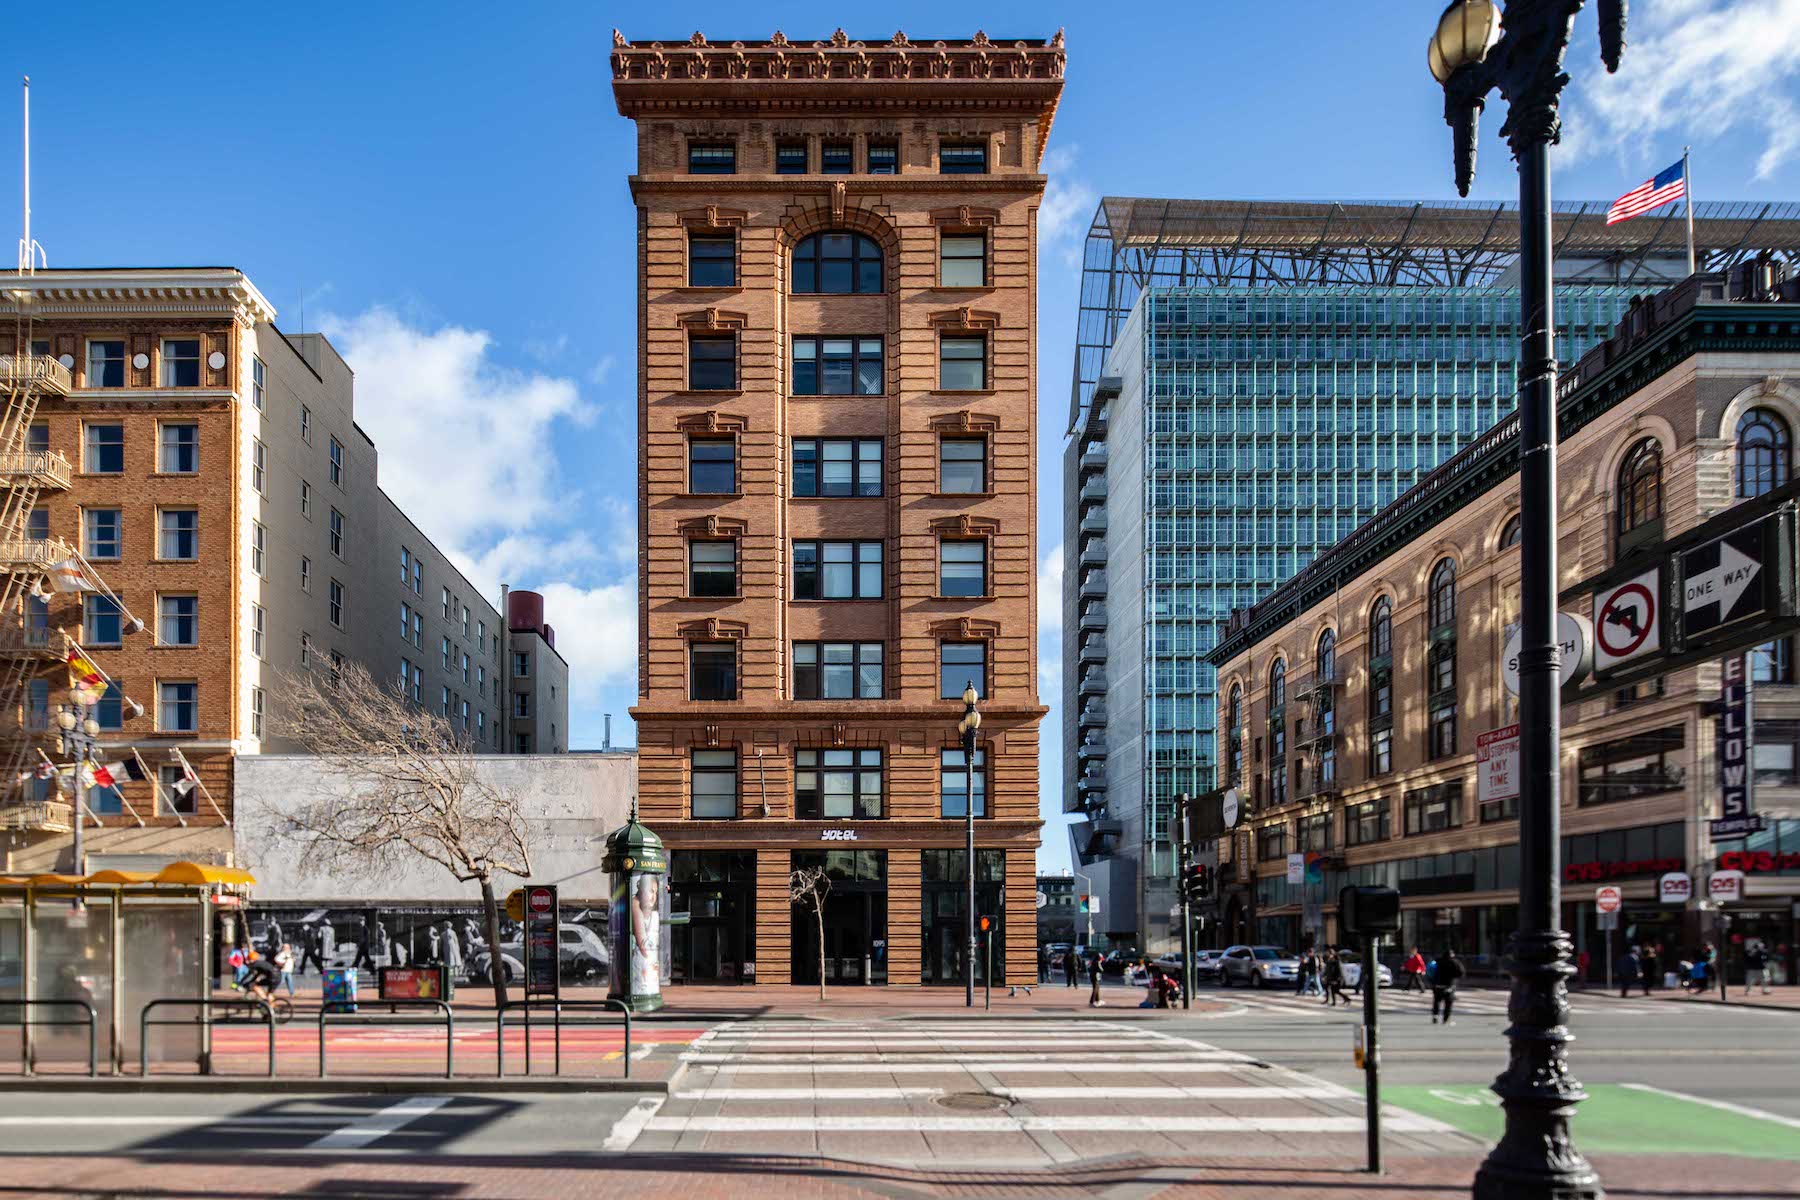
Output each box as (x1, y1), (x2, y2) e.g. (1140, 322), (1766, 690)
(83, 718), (101, 737)
(1428, 0), (1501, 82)
(961, 683), (979, 709)
(56, 709), (77, 731)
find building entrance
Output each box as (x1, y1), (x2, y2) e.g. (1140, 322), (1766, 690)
(791, 850), (888, 986)
(920, 849), (1005, 986)
(669, 851), (756, 984)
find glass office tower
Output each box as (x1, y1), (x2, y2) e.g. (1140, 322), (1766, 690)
(1064, 196), (1798, 951)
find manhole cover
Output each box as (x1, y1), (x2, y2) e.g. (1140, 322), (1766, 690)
(933, 1091), (1010, 1112)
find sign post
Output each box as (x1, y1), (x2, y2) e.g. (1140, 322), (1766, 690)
(522, 883), (559, 1001)
(1596, 887), (1621, 993)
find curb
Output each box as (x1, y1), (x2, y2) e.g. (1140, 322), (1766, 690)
(0, 1075), (672, 1094)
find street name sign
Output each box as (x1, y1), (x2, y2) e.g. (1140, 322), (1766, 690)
(1592, 568), (1660, 672)
(1502, 614), (1592, 694)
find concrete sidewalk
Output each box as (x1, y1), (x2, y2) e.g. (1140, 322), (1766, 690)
(1576, 982), (1800, 1012)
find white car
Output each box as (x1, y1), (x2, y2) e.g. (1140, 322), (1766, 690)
(1338, 950), (1392, 989)
(1218, 944), (1300, 988)
(1193, 949), (1227, 981)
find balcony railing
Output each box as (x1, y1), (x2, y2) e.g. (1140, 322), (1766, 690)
(1079, 602), (1107, 631)
(1079, 669), (1106, 697)
(1079, 540), (1106, 568)
(0, 799), (74, 834)
(0, 623), (69, 660)
(1293, 668), (1342, 704)
(0, 353), (74, 395)
(0, 537), (75, 568)
(1079, 699), (1107, 726)
(0, 450), (73, 490)
(1297, 766), (1341, 800)
(1079, 445), (1107, 474)
(1079, 476), (1107, 503)
(1080, 569), (1107, 598)
(1078, 732), (1108, 759)
(1080, 508), (1107, 534)
(1078, 635), (1106, 665)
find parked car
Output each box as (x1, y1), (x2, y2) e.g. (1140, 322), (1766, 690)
(1338, 950), (1393, 990)
(1218, 944), (1300, 988)
(1100, 948), (1143, 977)
(472, 922), (610, 983)
(1193, 949), (1226, 981)
(1043, 942), (1074, 971)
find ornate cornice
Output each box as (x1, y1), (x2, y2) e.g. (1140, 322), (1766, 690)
(676, 617), (750, 641)
(676, 410), (749, 433)
(0, 268), (277, 328)
(927, 616), (1001, 640)
(611, 29), (1065, 84)
(677, 205), (749, 229)
(677, 515), (748, 537)
(928, 514), (1000, 537)
(929, 409), (1000, 433)
(676, 307), (750, 331)
(928, 307), (1002, 332)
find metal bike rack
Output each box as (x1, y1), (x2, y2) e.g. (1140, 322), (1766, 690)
(139, 997), (275, 1078)
(319, 999), (454, 1080)
(494, 998), (632, 1078)
(1, 999), (97, 1078)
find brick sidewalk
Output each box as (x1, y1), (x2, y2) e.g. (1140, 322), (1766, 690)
(1575, 983), (1800, 1012)
(0, 1152), (1787, 1199)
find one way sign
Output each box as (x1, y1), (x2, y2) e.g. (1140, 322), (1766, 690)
(1681, 522), (1773, 639)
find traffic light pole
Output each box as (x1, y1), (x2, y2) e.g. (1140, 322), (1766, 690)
(1177, 795), (1194, 1009)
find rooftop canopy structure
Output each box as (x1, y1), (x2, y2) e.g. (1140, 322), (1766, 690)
(1070, 196), (1800, 432)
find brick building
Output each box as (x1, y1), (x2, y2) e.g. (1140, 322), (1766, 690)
(1207, 267), (1800, 983)
(1, 268), (565, 874)
(615, 30), (1061, 986)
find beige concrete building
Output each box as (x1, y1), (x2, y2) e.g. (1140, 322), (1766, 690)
(1207, 267), (1800, 984)
(1, 268), (561, 875)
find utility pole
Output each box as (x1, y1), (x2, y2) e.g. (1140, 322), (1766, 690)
(958, 684), (982, 1008)
(1177, 794), (1194, 1009)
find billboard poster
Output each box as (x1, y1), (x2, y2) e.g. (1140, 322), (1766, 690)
(609, 871), (664, 1003)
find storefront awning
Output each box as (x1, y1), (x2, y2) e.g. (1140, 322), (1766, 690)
(0, 860), (254, 892)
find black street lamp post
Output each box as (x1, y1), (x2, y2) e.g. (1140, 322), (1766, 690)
(1428, 3), (1624, 1197)
(55, 693), (103, 878)
(958, 683), (982, 1008)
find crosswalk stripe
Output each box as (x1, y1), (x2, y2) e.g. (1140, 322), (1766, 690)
(682, 1060), (1269, 1075)
(642, 1114), (1452, 1134)
(701, 1037), (1167, 1048)
(671, 1084), (1358, 1101)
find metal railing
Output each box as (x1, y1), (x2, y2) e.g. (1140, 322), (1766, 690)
(0, 450), (72, 489)
(0, 353), (74, 393)
(495, 998), (633, 1078)
(140, 997), (274, 1077)
(1, 998), (97, 1077)
(319, 999), (453, 1079)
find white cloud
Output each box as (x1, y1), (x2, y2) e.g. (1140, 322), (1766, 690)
(1039, 145), (1097, 268)
(587, 353), (618, 387)
(524, 580), (639, 699)
(1562, 0), (1800, 180)
(320, 307), (595, 552)
(1038, 544), (1064, 695)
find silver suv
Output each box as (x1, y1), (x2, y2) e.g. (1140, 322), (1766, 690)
(1218, 944), (1300, 988)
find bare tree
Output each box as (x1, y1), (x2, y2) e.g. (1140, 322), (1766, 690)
(789, 866), (831, 1002)
(264, 662), (531, 1004)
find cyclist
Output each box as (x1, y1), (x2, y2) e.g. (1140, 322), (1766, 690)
(240, 951), (282, 1008)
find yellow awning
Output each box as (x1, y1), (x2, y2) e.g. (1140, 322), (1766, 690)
(84, 869), (155, 884)
(0, 862), (254, 890)
(152, 862), (256, 887)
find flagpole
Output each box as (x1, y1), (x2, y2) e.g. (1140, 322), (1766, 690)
(1684, 146), (1696, 276)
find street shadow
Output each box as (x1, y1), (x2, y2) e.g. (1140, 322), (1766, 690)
(121, 1094), (526, 1155)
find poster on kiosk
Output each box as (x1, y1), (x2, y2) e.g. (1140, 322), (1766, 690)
(602, 800), (669, 1012)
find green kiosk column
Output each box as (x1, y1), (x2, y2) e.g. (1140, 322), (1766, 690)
(602, 800), (667, 1013)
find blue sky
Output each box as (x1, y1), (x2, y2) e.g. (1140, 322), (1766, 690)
(7, 2), (1798, 872)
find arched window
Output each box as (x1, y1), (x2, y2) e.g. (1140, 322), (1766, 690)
(1736, 407), (1791, 498)
(1269, 659), (1287, 711)
(1228, 684), (1242, 732)
(1616, 438), (1663, 546)
(1369, 598), (1392, 659)
(1226, 683), (1244, 785)
(1316, 629), (1336, 681)
(1267, 661), (1288, 806)
(1429, 559), (1457, 630)
(1314, 631), (1337, 784)
(1499, 515), (1522, 549)
(792, 232), (883, 294)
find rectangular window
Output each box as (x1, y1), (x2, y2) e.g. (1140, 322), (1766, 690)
(251, 356), (266, 410)
(689, 334), (736, 390)
(512, 691), (530, 718)
(440, 685), (451, 715)
(1370, 727), (1392, 776)
(442, 587), (452, 619)
(26, 508), (46, 540)
(1404, 783), (1463, 835)
(158, 594), (198, 646)
(84, 508), (121, 559)
(939, 142), (988, 174)
(162, 423), (199, 474)
(461, 651), (470, 683)
(86, 340), (125, 387)
(793, 642), (884, 700)
(159, 764), (197, 815)
(690, 641), (737, 701)
(252, 604), (266, 658)
(329, 579), (344, 628)
(940, 234), (985, 287)
(940, 641), (986, 700)
(1429, 703), (1456, 760)
(1297, 811), (1333, 853)
(329, 509), (344, 557)
(92, 677), (121, 731)
(691, 749), (738, 818)
(1577, 726), (1685, 806)
(796, 748), (884, 818)
(85, 423), (124, 473)
(689, 233), (736, 287)
(939, 540), (986, 597)
(160, 509), (198, 560)
(688, 142), (735, 174)
(939, 336), (986, 390)
(251, 688), (265, 739)
(792, 438), (882, 497)
(159, 681), (198, 733)
(84, 595), (123, 646)
(160, 339), (201, 387)
(791, 336), (883, 396)
(939, 747), (986, 818)
(442, 636), (453, 670)
(689, 541), (737, 597)
(514, 652), (530, 677)
(410, 663), (423, 702)
(688, 436), (735, 493)
(329, 436), (344, 486)
(300, 555), (311, 592)
(1346, 798), (1390, 846)
(775, 141), (807, 174)
(820, 141), (853, 174)
(27, 422), (48, 454)
(1257, 823), (1288, 862)
(793, 540), (883, 600)
(939, 437), (986, 493)
(866, 142), (897, 174)
(300, 405), (312, 443)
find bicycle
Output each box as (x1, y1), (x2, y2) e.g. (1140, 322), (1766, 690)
(224, 984), (294, 1024)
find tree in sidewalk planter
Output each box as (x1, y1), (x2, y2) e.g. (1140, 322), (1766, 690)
(262, 662), (532, 1006)
(789, 866), (831, 1002)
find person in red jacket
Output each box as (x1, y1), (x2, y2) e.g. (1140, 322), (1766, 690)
(1402, 947), (1428, 993)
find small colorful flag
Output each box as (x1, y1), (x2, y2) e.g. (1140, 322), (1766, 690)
(67, 650), (108, 705)
(87, 760), (145, 789)
(1606, 159), (1688, 225)
(44, 557), (97, 593)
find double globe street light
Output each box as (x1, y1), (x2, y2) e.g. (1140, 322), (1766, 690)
(958, 683), (981, 1008)
(1427, 2), (1625, 1198)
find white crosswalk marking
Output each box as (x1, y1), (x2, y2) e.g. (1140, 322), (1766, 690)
(624, 1018), (1464, 1165)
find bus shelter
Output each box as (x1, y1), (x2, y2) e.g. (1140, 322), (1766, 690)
(0, 862), (255, 1074)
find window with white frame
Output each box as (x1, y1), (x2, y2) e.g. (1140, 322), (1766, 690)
(159, 594), (198, 646)
(300, 555), (311, 592)
(83, 595), (123, 646)
(441, 636), (452, 670)
(160, 509), (198, 560)
(251, 687), (265, 739)
(328, 509), (344, 557)
(251, 356), (266, 410)
(252, 604), (266, 658)
(86, 340), (125, 388)
(159, 681), (198, 732)
(300, 405), (312, 443)
(300, 479), (311, 517)
(160, 338), (201, 387)
(329, 580), (344, 628)
(329, 436), (344, 486)
(691, 749), (738, 818)
(252, 440), (268, 492)
(162, 423), (200, 474)
(85, 423), (124, 473)
(84, 508), (121, 560)
(251, 521), (266, 576)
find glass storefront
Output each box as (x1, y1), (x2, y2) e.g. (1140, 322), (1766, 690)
(669, 851), (757, 984)
(791, 851), (887, 986)
(921, 850), (1005, 986)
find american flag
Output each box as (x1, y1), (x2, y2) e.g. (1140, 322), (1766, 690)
(1606, 160), (1687, 225)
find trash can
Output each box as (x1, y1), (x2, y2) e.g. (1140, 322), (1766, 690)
(323, 966), (358, 1013)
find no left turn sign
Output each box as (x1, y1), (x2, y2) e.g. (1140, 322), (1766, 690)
(1593, 567), (1660, 671)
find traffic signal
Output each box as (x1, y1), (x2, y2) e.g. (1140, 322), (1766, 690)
(1183, 863), (1211, 900)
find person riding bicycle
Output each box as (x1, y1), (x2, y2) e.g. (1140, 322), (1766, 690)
(240, 951), (281, 1006)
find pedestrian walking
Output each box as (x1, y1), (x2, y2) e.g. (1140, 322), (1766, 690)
(1402, 947), (1428, 993)
(1745, 940), (1771, 995)
(1322, 948), (1349, 1006)
(1065, 947), (1079, 988)
(1038, 944), (1048, 984)
(228, 944), (249, 987)
(298, 925), (325, 976)
(1296, 948), (1318, 996)
(265, 917), (284, 957)
(1642, 943), (1660, 994)
(1431, 949), (1465, 1025)
(274, 942), (296, 997)
(1087, 953), (1105, 1008)
(1615, 945), (1641, 999)
(441, 922), (463, 982)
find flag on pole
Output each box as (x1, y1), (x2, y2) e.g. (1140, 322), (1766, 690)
(66, 650), (108, 705)
(88, 759), (147, 789)
(44, 557), (98, 593)
(1606, 160), (1688, 225)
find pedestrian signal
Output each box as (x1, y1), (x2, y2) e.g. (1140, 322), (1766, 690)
(1182, 863), (1211, 899)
